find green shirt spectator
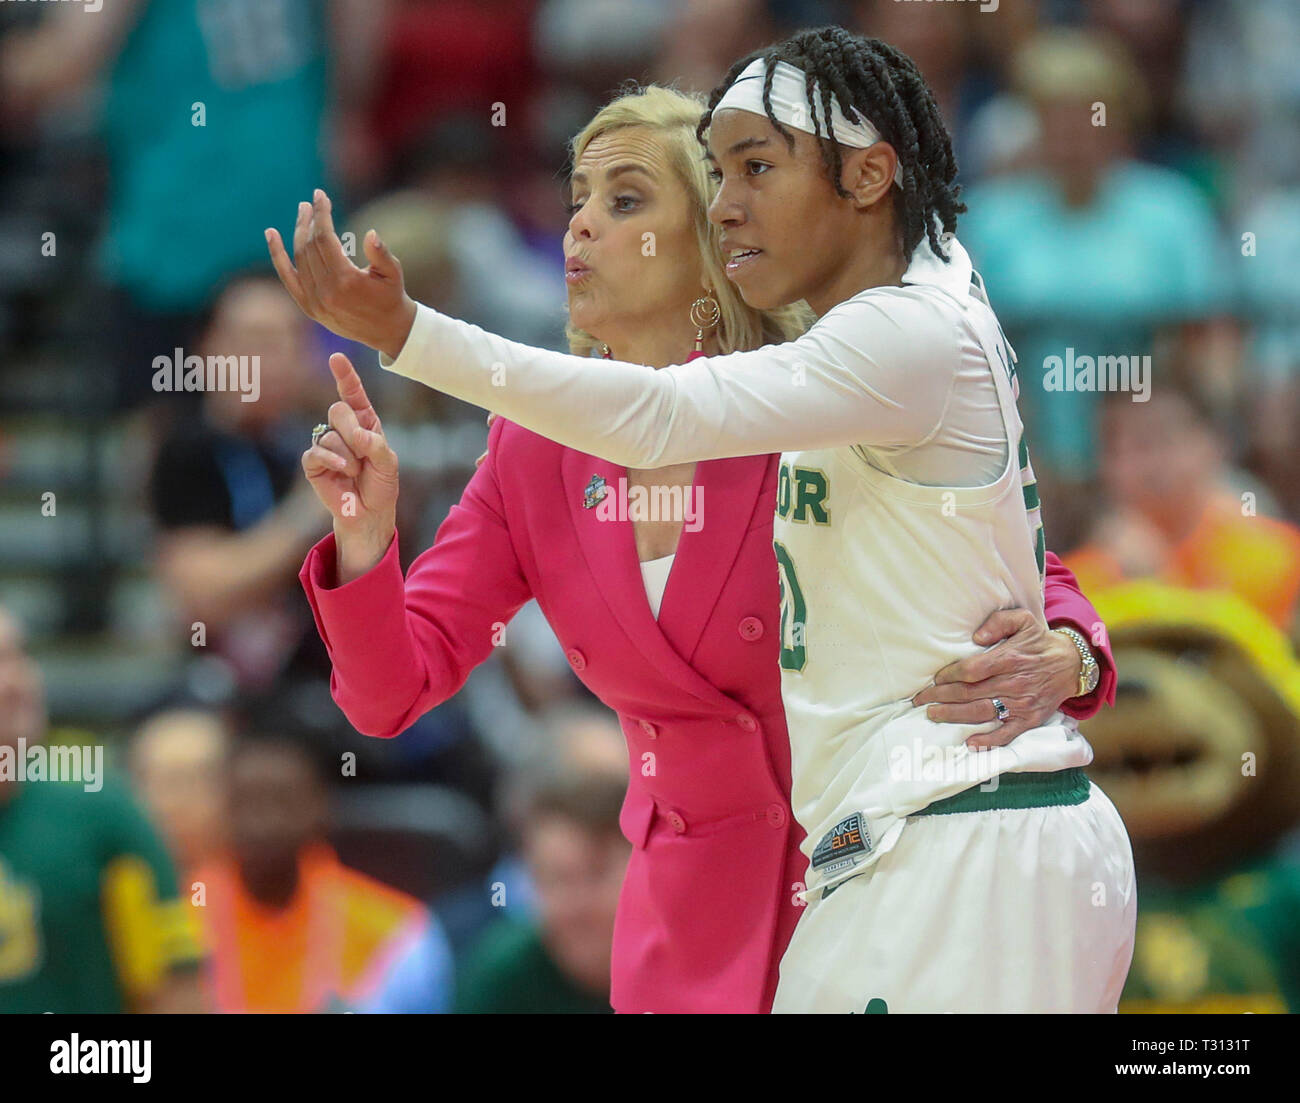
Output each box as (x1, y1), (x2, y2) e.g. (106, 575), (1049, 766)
(455, 919), (612, 1014)
(0, 776), (203, 1013)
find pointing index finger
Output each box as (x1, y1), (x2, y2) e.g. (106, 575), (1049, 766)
(328, 353), (381, 431)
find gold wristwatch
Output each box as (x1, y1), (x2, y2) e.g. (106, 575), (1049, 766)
(1052, 626), (1100, 698)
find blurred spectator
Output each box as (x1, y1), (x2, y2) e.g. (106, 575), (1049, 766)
(455, 705), (628, 1013)
(0, 0), (385, 411)
(357, 906), (456, 1012)
(0, 606), (205, 1013)
(191, 731), (446, 1012)
(961, 27), (1225, 520)
(128, 706), (233, 879)
(391, 113), (568, 349)
(1082, 0), (1207, 181)
(850, 0), (1000, 179)
(147, 272), (334, 701)
(651, 0), (779, 96)
(1237, 188), (1300, 385)
(538, 0), (674, 96)
(1183, 0), (1300, 207)
(1231, 182), (1300, 525)
(367, 0), (540, 180)
(1068, 385), (1300, 642)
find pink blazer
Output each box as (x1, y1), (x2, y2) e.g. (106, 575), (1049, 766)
(299, 417), (1115, 1013)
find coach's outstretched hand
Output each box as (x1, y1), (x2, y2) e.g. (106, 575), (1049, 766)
(266, 189), (418, 361)
(303, 352), (401, 585)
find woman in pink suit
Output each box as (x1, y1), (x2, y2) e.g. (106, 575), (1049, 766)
(279, 87), (1115, 1013)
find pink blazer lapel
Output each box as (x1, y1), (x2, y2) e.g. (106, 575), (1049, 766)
(561, 449), (768, 710)
(656, 455), (772, 662)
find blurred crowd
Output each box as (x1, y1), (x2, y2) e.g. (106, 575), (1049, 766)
(1, 0), (1298, 1013)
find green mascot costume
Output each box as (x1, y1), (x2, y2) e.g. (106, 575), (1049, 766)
(1081, 582), (1300, 1013)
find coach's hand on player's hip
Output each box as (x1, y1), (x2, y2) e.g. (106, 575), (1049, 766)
(912, 608), (1083, 747)
(302, 352), (400, 585)
(266, 189), (418, 362)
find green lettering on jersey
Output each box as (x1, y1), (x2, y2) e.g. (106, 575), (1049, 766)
(777, 462), (792, 518)
(794, 468), (831, 524)
(776, 462), (831, 525)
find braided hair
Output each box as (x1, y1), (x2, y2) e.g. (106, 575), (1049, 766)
(697, 26), (965, 263)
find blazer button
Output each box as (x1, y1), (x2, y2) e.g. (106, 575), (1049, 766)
(736, 712), (758, 733)
(766, 803), (787, 828)
(667, 811), (687, 834)
(738, 616), (764, 641)
(640, 719), (658, 739)
(565, 648), (587, 672)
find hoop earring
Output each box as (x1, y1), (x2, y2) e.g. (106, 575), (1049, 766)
(689, 292), (721, 355)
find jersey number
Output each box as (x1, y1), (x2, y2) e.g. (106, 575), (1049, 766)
(774, 540), (807, 672)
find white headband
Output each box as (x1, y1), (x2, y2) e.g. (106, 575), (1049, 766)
(712, 57), (902, 186)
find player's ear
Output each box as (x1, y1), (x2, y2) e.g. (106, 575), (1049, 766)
(842, 143), (897, 210)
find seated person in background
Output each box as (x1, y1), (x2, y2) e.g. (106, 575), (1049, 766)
(1069, 383), (1300, 644)
(0, 606), (205, 1013)
(190, 731), (442, 1013)
(128, 706), (232, 881)
(147, 272), (333, 696)
(456, 707), (629, 1014)
(960, 28), (1223, 492)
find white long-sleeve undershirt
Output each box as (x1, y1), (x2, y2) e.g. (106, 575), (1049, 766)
(380, 244), (1010, 487)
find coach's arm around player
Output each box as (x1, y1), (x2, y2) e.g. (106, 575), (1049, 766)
(913, 571), (1116, 745)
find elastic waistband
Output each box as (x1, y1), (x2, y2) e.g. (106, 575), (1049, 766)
(910, 767), (1091, 817)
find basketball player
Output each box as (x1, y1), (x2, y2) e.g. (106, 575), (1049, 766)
(268, 28), (1136, 1012)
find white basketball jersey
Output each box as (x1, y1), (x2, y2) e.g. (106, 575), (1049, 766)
(773, 270), (1093, 898)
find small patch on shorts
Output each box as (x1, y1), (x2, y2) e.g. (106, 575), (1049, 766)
(810, 812), (872, 880)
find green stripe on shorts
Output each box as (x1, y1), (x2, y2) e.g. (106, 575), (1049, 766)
(910, 767), (1091, 817)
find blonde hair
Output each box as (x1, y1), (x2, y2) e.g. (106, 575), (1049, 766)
(566, 84), (813, 357)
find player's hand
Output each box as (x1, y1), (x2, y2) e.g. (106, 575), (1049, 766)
(474, 412), (498, 468)
(912, 608), (1082, 747)
(266, 189), (418, 361)
(302, 353), (399, 558)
